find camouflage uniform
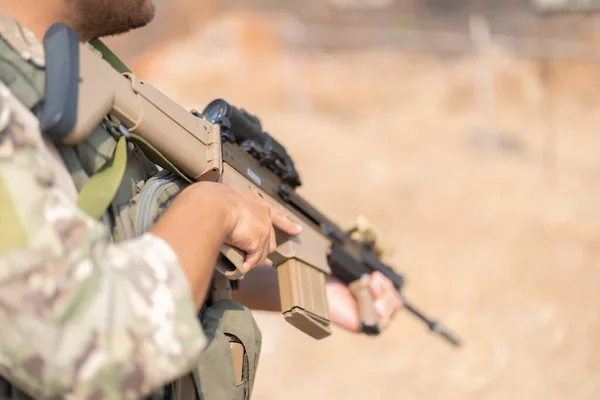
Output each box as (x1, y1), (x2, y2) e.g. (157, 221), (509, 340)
(0, 12), (209, 400)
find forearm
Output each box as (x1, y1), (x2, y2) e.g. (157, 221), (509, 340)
(150, 183), (231, 308)
(232, 266), (281, 312)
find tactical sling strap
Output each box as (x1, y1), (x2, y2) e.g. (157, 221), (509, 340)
(87, 38), (131, 74)
(0, 34), (44, 113)
(75, 134), (127, 219)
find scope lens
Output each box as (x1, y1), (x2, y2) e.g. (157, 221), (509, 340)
(203, 100), (230, 123)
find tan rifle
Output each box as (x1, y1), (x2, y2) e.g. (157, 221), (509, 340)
(39, 23), (461, 346)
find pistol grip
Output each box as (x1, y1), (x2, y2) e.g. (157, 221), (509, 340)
(217, 244), (275, 280)
(349, 274), (380, 336)
(216, 244), (247, 280)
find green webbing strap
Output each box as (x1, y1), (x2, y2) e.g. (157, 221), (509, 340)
(76, 39), (131, 220)
(87, 38), (132, 74)
(129, 133), (193, 185)
(76, 135), (128, 220)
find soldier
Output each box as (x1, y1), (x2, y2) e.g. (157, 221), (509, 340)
(0, 0), (403, 399)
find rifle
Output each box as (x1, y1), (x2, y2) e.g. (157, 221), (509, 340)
(40, 24), (461, 347)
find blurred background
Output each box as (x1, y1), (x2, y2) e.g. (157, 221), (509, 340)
(105, 1), (600, 399)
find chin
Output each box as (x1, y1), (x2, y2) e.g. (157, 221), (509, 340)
(143, 0), (156, 18)
(143, 0), (155, 11)
(134, 0), (156, 25)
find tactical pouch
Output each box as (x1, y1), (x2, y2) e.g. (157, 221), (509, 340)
(192, 300), (262, 400)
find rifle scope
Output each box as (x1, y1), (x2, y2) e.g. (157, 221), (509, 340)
(202, 99), (302, 188)
(203, 99), (265, 145)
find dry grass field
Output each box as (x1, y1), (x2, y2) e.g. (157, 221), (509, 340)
(105, 5), (600, 399)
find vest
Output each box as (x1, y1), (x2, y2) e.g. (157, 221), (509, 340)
(0, 21), (262, 400)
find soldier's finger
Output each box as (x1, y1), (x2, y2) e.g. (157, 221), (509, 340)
(267, 226), (277, 254)
(375, 289), (402, 324)
(369, 271), (389, 298)
(271, 208), (303, 236)
(375, 299), (392, 330)
(243, 247), (268, 271)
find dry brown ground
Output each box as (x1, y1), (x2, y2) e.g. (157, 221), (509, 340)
(106, 9), (600, 400)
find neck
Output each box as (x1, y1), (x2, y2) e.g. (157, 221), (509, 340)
(0, 0), (84, 42)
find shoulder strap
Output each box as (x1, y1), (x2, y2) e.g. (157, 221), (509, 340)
(0, 27), (45, 114)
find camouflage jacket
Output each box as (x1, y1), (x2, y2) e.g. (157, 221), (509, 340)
(0, 13), (207, 400)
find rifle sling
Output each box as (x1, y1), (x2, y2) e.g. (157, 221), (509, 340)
(76, 134), (127, 220)
(87, 38), (131, 74)
(129, 132), (193, 185)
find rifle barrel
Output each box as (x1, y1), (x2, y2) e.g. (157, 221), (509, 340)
(400, 294), (462, 347)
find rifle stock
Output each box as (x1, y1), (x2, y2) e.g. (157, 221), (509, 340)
(43, 24), (461, 346)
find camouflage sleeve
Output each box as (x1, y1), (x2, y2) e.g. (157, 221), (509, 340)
(0, 82), (207, 397)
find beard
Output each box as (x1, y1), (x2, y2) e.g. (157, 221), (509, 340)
(67, 0), (156, 39)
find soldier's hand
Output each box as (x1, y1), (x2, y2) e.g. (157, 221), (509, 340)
(326, 271), (403, 333)
(151, 181), (301, 307)
(219, 184), (303, 271)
